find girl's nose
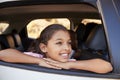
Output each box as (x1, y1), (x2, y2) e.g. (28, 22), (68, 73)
(63, 44), (71, 51)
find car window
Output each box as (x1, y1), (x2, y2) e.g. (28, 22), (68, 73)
(81, 19), (101, 25)
(27, 18), (70, 39)
(1, 1), (119, 79)
(0, 22), (9, 34)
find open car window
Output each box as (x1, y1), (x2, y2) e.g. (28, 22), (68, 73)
(0, 0), (120, 80)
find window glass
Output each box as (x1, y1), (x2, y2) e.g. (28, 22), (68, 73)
(0, 22), (9, 34)
(81, 19), (101, 25)
(27, 18), (70, 39)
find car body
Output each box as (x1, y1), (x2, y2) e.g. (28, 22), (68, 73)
(0, 0), (120, 80)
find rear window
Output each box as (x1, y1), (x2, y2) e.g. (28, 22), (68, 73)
(81, 19), (102, 25)
(27, 18), (70, 39)
(0, 22), (9, 34)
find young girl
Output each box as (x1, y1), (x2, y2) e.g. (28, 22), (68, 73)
(0, 24), (113, 73)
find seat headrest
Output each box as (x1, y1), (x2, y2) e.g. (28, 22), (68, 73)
(85, 24), (107, 50)
(6, 35), (15, 48)
(13, 34), (22, 47)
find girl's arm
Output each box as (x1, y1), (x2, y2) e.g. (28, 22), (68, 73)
(69, 59), (113, 74)
(0, 48), (61, 69)
(46, 58), (113, 74)
(0, 48), (42, 64)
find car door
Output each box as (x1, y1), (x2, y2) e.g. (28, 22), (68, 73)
(0, 0), (120, 80)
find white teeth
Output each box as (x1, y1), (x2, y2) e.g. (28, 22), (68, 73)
(61, 54), (68, 57)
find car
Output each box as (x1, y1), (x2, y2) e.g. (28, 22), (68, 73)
(0, 0), (120, 80)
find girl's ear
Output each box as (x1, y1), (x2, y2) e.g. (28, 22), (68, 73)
(39, 43), (47, 53)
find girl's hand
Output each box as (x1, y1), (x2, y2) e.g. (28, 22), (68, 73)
(44, 58), (75, 69)
(38, 58), (62, 69)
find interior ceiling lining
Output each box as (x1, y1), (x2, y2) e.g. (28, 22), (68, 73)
(0, 4), (98, 15)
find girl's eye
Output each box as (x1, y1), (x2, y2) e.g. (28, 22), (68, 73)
(68, 41), (72, 45)
(56, 42), (62, 45)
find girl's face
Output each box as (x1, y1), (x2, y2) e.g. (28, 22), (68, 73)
(40, 30), (72, 62)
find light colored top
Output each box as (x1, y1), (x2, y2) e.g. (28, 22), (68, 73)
(24, 52), (76, 61)
(24, 52), (43, 58)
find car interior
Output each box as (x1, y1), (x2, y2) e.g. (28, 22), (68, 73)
(0, 1), (118, 78)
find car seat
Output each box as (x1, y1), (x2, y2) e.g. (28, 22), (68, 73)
(85, 24), (107, 50)
(84, 24), (109, 60)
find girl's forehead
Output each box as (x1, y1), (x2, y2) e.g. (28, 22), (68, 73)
(54, 30), (69, 35)
(51, 30), (70, 39)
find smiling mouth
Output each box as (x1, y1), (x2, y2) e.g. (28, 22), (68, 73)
(60, 53), (69, 59)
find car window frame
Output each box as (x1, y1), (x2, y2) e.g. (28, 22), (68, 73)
(0, 0), (120, 79)
(97, 0), (120, 73)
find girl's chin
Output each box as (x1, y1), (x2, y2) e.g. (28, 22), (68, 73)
(58, 59), (69, 62)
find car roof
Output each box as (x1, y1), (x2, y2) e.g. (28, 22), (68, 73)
(0, 0), (97, 8)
